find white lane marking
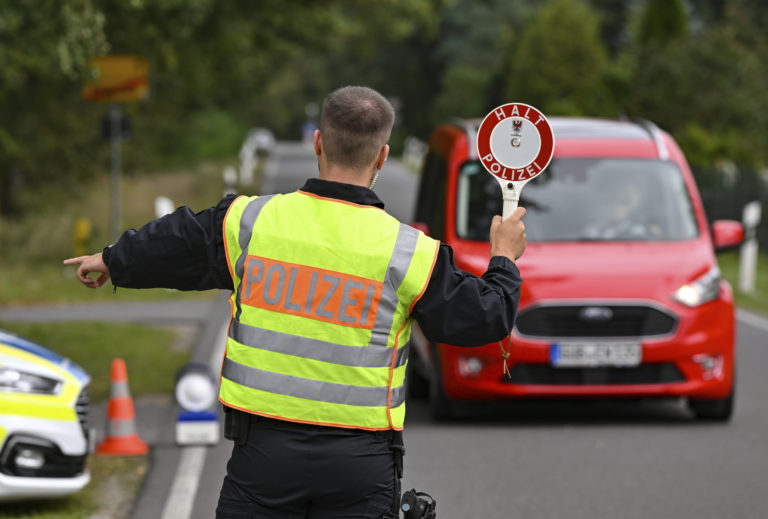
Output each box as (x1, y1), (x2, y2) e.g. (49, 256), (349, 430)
(737, 309), (768, 333)
(209, 319), (230, 375)
(160, 446), (208, 519)
(160, 318), (230, 519)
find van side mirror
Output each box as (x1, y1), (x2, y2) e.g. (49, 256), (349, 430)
(410, 222), (431, 236)
(711, 220), (744, 252)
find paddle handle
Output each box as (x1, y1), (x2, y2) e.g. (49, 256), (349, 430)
(502, 199), (518, 221)
(502, 182), (521, 221)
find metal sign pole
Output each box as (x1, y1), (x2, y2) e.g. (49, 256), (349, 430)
(109, 103), (122, 243)
(82, 55), (149, 242)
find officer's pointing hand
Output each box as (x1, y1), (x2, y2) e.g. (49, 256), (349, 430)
(63, 253), (110, 289)
(489, 207), (527, 261)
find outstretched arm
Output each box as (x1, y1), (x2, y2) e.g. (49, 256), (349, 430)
(63, 253), (110, 289)
(62, 194), (237, 293)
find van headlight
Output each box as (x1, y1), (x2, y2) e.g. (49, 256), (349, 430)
(0, 367), (62, 394)
(673, 266), (721, 307)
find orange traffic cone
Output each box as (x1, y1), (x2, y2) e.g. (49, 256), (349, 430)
(96, 358), (148, 456)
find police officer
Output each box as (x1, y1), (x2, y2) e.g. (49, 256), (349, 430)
(65, 85), (527, 518)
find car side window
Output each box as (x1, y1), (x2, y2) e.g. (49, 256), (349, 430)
(456, 161), (501, 241)
(416, 152), (447, 240)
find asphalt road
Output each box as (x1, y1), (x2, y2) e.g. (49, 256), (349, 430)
(402, 315), (768, 519)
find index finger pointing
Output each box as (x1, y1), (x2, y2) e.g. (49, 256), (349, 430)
(63, 257), (87, 265)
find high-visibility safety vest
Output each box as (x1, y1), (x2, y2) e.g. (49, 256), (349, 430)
(220, 191), (439, 430)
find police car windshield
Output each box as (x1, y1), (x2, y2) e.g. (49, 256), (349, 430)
(456, 158), (699, 242)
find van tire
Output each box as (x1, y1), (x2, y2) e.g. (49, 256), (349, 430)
(689, 389), (734, 422)
(430, 349), (455, 420)
(406, 357), (429, 399)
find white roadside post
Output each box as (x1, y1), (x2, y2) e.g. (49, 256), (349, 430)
(238, 135), (258, 186)
(174, 363), (220, 446)
(476, 103), (555, 220)
(739, 200), (762, 294)
(222, 165), (238, 197)
(154, 196), (175, 219)
(239, 128), (276, 186)
(402, 136), (427, 171)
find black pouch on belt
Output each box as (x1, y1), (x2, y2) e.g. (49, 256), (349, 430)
(223, 406), (250, 446)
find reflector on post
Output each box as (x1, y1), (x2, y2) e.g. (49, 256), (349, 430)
(174, 363), (219, 446)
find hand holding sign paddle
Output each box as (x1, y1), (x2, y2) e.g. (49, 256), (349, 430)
(476, 103), (555, 220)
(476, 103), (554, 376)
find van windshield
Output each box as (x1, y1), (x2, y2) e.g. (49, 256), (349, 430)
(456, 158), (699, 242)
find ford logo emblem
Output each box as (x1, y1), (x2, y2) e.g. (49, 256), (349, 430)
(579, 306), (613, 322)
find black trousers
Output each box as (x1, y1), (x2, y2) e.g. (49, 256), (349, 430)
(216, 415), (397, 518)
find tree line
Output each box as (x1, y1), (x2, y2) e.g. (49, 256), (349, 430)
(1, 0), (767, 216)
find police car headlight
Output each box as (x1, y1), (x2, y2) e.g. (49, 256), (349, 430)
(0, 367), (62, 394)
(673, 266), (721, 307)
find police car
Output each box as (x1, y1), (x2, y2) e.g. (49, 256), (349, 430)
(0, 328), (91, 501)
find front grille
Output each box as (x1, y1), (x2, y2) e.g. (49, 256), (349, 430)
(504, 363), (685, 386)
(75, 385), (90, 444)
(515, 304), (677, 338)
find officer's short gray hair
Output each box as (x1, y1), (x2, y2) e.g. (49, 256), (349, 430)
(320, 86), (394, 170)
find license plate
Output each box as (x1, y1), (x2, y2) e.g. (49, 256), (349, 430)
(550, 342), (641, 367)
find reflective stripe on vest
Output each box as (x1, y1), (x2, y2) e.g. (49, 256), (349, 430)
(222, 356), (406, 408)
(233, 195), (276, 322)
(219, 192), (438, 430)
(227, 318), (408, 368)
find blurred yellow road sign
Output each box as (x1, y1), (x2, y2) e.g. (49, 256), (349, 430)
(82, 55), (149, 102)
(73, 218), (92, 256)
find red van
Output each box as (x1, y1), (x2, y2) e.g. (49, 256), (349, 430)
(410, 117), (743, 421)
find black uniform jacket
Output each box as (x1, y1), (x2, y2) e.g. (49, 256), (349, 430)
(103, 178), (522, 347)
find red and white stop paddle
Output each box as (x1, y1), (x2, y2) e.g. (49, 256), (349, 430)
(476, 103), (555, 220)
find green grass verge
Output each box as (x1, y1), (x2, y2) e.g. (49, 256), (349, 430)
(0, 158), (247, 304)
(0, 260), (216, 304)
(717, 249), (768, 316)
(0, 321), (191, 401)
(0, 456), (148, 519)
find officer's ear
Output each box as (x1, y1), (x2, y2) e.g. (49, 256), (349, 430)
(375, 144), (389, 171)
(313, 130), (322, 157)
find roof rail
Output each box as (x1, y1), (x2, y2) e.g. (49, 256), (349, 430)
(633, 118), (669, 160)
(450, 118), (478, 159)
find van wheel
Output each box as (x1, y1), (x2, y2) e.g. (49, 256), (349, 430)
(430, 351), (454, 420)
(689, 390), (734, 422)
(406, 359), (429, 399)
